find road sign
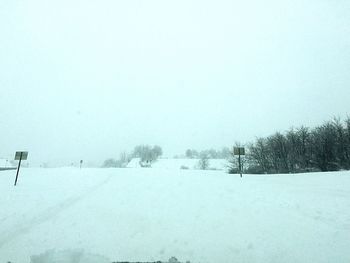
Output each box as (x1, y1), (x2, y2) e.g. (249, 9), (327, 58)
(233, 147), (245, 178)
(14, 151), (28, 186)
(15, 151), (28, 160)
(234, 147), (245, 156)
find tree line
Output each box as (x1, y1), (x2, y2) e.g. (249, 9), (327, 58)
(101, 117), (350, 173)
(183, 148), (231, 159)
(246, 117), (350, 174)
(102, 145), (163, 168)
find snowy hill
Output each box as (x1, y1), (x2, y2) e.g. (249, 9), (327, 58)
(0, 168), (349, 263)
(127, 158), (228, 170)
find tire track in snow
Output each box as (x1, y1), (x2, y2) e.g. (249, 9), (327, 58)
(0, 175), (113, 249)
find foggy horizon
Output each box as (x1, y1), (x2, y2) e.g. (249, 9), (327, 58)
(1, 0), (350, 166)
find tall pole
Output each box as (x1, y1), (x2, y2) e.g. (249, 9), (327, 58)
(238, 152), (242, 178)
(14, 152), (23, 186)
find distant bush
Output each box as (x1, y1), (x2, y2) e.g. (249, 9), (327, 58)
(185, 147), (230, 159)
(244, 165), (266, 174)
(102, 158), (118, 168)
(102, 153), (129, 168)
(198, 152), (210, 170)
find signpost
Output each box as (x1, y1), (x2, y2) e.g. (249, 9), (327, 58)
(14, 151), (28, 186)
(233, 147), (245, 178)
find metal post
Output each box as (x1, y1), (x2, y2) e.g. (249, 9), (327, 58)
(238, 152), (242, 178)
(14, 152), (23, 186)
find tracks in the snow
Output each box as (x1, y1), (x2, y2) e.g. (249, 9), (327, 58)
(0, 175), (113, 249)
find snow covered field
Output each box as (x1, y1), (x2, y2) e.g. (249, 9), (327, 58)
(1, 168), (350, 263)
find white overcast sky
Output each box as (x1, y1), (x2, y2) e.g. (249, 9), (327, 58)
(0, 0), (350, 166)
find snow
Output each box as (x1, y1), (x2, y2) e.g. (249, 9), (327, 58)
(0, 159), (15, 169)
(126, 157), (142, 168)
(127, 158), (227, 170)
(0, 168), (350, 263)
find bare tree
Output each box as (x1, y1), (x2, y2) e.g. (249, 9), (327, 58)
(246, 117), (350, 174)
(132, 145), (163, 162)
(249, 138), (272, 173)
(198, 152), (210, 170)
(345, 116), (350, 168)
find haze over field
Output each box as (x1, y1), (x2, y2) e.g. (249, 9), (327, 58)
(1, 0), (350, 166)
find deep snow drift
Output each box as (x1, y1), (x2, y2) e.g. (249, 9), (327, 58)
(0, 168), (349, 263)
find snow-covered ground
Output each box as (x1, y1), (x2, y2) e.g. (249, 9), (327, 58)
(0, 168), (350, 263)
(0, 159), (16, 170)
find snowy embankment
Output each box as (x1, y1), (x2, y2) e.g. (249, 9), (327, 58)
(0, 168), (350, 263)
